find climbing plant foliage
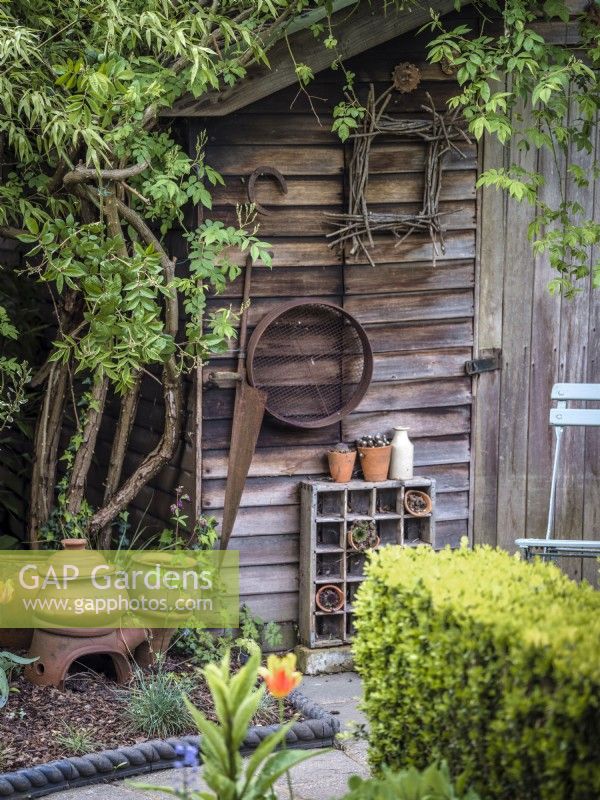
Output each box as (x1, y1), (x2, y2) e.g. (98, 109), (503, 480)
(332, 1), (600, 297)
(424, 0), (600, 297)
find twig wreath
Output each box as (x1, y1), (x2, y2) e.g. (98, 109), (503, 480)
(326, 75), (472, 267)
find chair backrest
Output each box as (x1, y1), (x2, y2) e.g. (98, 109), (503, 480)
(549, 383), (600, 427)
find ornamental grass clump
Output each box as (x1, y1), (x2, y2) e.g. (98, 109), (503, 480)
(125, 667), (193, 739)
(353, 543), (600, 800)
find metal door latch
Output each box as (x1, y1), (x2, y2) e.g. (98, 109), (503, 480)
(464, 348), (502, 376)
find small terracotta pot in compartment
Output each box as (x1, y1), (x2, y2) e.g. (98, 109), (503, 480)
(347, 520), (380, 551)
(404, 489), (432, 517)
(315, 584), (345, 613)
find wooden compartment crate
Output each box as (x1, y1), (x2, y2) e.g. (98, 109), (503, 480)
(299, 478), (436, 648)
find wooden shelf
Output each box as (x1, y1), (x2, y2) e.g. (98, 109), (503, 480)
(300, 478), (437, 648)
(315, 610), (345, 617)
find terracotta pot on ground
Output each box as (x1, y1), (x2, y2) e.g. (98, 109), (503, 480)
(315, 584), (345, 613)
(404, 489), (432, 517)
(327, 449), (356, 483)
(358, 444), (392, 481)
(135, 628), (176, 668)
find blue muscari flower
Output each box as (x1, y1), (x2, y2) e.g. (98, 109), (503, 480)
(173, 743), (199, 769)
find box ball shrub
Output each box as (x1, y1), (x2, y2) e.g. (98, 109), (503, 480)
(342, 762), (480, 800)
(353, 544), (600, 800)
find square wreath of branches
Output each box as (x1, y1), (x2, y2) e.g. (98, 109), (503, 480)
(326, 85), (472, 267)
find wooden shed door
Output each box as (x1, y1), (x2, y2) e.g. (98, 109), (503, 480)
(195, 39), (476, 627)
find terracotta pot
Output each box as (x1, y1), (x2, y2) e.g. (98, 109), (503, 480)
(347, 523), (380, 552)
(25, 538), (152, 688)
(327, 450), (356, 483)
(404, 489), (432, 517)
(25, 626), (148, 688)
(61, 538), (88, 550)
(135, 628), (176, 668)
(315, 584), (345, 613)
(358, 444), (392, 481)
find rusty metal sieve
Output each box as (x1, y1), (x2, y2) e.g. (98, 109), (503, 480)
(246, 300), (373, 429)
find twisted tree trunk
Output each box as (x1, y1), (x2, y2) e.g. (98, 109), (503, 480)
(99, 372), (142, 548)
(27, 166), (184, 545)
(28, 362), (69, 547)
(66, 375), (109, 515)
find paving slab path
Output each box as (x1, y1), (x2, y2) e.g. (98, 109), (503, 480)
(45, 673), (369, 800)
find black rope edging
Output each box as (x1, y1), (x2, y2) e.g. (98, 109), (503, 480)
(0, 690), (340, 799)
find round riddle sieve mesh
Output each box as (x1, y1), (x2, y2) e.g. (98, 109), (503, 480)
(246, 302), (373, 429)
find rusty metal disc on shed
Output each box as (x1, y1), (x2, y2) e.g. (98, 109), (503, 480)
(246, 300), (373, 429)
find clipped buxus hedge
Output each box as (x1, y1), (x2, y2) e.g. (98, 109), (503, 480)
(353, 544), (600, 800)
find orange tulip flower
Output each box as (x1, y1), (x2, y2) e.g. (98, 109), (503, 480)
(259, 653), (302, 699)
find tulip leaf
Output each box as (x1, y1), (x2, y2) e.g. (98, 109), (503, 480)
(231, 687), (264, 750)
(254, 749), (322, 795)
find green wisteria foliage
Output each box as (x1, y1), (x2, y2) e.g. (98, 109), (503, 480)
(424, 0), (600, 297)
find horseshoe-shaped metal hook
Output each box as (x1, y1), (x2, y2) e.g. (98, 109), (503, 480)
(247, 166), (288, 216)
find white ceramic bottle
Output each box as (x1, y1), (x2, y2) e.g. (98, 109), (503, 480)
(389, 426), (414, 480)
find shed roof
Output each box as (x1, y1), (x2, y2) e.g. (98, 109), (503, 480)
(162, 0), (465, 118)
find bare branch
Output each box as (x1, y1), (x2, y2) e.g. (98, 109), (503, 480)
(66, 376), (109, 514)
(28, 362), (69, 547)
(47, 160), (70, 195)
(104, 188), (129, 259)
(88, 360), (182, 536)
(63, 160), (150, 186)
(98, 372), (142, 548)
(123, 182), (151, 205)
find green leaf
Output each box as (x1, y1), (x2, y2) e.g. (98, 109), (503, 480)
(0, 652), (38, 666)
(245, 716), (299, 783)
(183, 696), (229, 770)
(0, 669), (8, 710)
(254, 749), (321, 795)
(231, 688), (263, 749)
(543, 0), (569, 22)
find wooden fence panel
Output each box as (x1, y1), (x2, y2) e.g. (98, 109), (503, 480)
(474, 97), (600, 571)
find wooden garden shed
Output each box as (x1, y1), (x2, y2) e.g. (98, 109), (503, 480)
(93, 0), (600, 640)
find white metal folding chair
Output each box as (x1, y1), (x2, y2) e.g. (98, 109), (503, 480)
(516, 383), (600, 561)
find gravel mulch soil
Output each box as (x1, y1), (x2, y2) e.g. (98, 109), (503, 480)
(0, 656), (297, 773)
